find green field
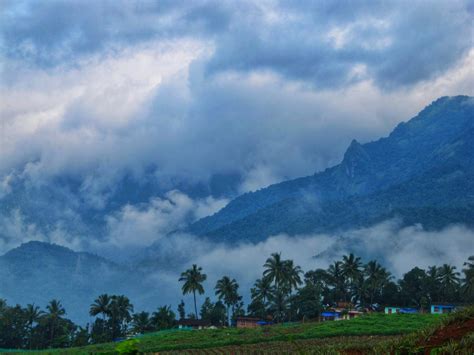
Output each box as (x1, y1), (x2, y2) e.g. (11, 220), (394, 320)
(3, 313), (443, 354)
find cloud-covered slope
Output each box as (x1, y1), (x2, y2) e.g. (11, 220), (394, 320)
(187, 96), (474, 242)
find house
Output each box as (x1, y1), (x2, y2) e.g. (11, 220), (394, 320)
(431, 304), (456, 314)
(321, 311), (342, 321)
(176, 319), (210, 329)
(384, 307), (400, 314)
(236, 316), (261, 328)
(399, 308), (418, 314)
(346, 310), (363, 319)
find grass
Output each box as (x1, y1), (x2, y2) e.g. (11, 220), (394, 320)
(5, 313), (442, 354)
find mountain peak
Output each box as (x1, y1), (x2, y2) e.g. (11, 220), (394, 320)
(341, 139), (371, 178)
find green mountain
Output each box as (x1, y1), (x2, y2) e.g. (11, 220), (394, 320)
(0, 241), (153, 324)
(186, 96), (474, 242)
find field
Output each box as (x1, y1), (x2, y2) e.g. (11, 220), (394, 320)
(3, 309), (474, 354)
(2, 313), (442, 354)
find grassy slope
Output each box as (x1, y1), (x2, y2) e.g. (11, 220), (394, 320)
(13, 313), (441, 354)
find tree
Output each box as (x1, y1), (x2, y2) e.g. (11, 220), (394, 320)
(399, 267), (429, 308)
(179, 264), (207, 319)
(462, 256), (474, 302)
(341, 253), (362, 300)
(426, 266), (442, 303)
(263, 253), (286, 291)
(363, 261), (391, 305)
(25, 304), (43, 349)
(282, 260), (303, 294)
(108, 295), (133, 339)
(45, 300), (66, 346)
(151, 306), (175, 330)
(177, 300), (186, 320)
(438, 264), (460, 302)
(249, 277), (273, 318)
(326, 261), (346, 303)
(131, 312), (152, 334)
(215, 276), (240, 326)
(89, 294), (111, 320)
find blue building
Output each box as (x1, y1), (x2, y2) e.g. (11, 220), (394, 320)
(399, 308), (418, 314)
(321, 311), (341, 321)
(431, 305), (455, 314)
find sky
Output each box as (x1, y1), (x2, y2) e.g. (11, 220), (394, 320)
(0, 0), (473, 254)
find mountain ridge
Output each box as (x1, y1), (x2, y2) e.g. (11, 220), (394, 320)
(184, 95), (474, 242)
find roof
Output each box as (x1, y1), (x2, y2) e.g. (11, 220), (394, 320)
(177, 319), (210, 326)
(322, 312), (340, 317)
(432, 304), (455, 308)
(236, 316), (261, 321)
(399, 308), (418, 314)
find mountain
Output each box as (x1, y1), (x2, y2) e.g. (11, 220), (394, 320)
(0, 241), (155, 324)
(185, 96), (474, 243)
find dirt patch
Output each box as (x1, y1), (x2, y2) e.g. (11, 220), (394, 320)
(420, 318), (474, 354)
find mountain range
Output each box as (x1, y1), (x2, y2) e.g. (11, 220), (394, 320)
(0, 95), (473, 323)
(184, 95), (474, 242)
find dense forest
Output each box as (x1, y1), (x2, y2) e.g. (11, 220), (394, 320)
(1, 253), (473, 350)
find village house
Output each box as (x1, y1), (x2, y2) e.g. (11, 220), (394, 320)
(431, 304), (456, 314)
(235, 316), (261, 328)
(384, 306), (400, 314)
(176, 319), (211, 330)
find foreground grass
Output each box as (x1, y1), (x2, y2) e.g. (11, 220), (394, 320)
(8, 313), (441, 354)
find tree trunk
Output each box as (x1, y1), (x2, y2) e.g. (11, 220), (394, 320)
(193, 290), (198, 319)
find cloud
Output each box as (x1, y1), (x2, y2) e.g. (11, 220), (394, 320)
(101, 190), (228, 248)
(0, 1), (473, 253)
(139, 220), (474, 311)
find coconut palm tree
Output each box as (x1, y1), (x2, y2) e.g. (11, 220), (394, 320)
(215, 276), (239, 326)
(131, 311), (152, 334)
(179, 264), (207, 319)
(152, 305), (176, 330)
(252, 277), (273, 305)
(461, 256), (474, 301)
(438, 264), (460, 302)
(25, 304), (43, 349)
(89, 294), (111, 320)
(326, 261), (346, 302)
(113, 295), (133, 335)
(263, 253), (286, 291)
(282, 260), (303, 294)
(364, 261), (391, 305)
(46, 299), (66, 346)
(341, 254), (362, 301)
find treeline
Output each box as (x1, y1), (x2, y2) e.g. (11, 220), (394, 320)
(1, 254), (473, 350)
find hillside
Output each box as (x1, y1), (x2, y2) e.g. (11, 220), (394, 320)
(0, 242), (152, 324)
(186, 96), (474, 243)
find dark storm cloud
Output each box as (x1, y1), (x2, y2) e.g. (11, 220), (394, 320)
(1, 0), (471, 88)
(0, 0), (473, 254)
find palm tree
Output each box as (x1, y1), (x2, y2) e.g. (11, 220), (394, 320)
(252, 277), (273, 305)
(464, 256), (474, 270)
(263, 253), (286, 291)
(341, 254), (362, 301)
(179, 264), (207, 319)
(25, 304), (43, 349)
(426, 266), (442, 302)
(46, 299), (66, 346)
(215, 276), (239, 326)
(327, 261), (346, 302)
(439, 264), (460, 302)
(282, 260), (303, 294)
(152, 305), (176, 330)
(462, 256), (474, 301)
(89, 294), (111, 320)
(364, 261), (391, 305)
(131, 311), (152, 334)
(110, 295), (133, 336)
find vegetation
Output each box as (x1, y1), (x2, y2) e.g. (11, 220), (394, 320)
(1, 253), (473, 351)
